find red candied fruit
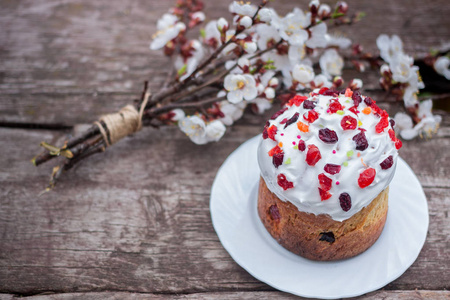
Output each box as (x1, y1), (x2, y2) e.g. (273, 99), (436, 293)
(268, 145), (282, 157)
(318, 87), (329, 95)
(280, 118), (288, 124)
(284, 112), (300, 128)
(298, 140), (306, 151)
(288, 95), (308, 107)
(341, 115), (357, 130)
(306, 144), (322, 166)
(318, 173), (332, 191)
(380, 155), (394, 170)
(272, 152), (284, 168)
(267, 125), (278, 140)
(388, 129), (396, 142)
(358, 168), (376, 188)
(262, 121), (269, 139)
(352, 131), (369, 151)
(303, 100), (316, 109)
(324, 163), (341, 175)
(375, 116), (389, 133)
(322, 89), (339, 96)
(329, 99), (343, 113)
(348, 106), (359, 116)
(277, 174), (294, 190)
(319, 128), (339, 144)
(319, 188), (332, 201)
(339, 193), (352, 212)
(270, 107), (288, 120)
(395, 139), (402, 150)
(303, 110), (319, 123)
(269, 205), (281, 222)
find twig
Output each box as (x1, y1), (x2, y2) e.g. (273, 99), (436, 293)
(148, 96), (227, 116)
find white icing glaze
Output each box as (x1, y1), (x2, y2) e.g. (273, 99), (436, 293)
(258, 90), (400, 221)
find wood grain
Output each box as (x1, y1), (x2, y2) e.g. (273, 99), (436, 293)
(0, 0), (449, 299)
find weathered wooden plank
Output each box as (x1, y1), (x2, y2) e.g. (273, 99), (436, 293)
(0, 127), (448, 295)
(0, 0), (449, 124)
(1, 290), (450, 300)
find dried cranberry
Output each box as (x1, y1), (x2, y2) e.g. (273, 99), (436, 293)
(322, 89), (339, 96)
(390, 119), (396, 128)
(298, 140), (306, 151)
(339, 193), (352, 212)
(319, 128), (339, 144)
(364, 96), (374, 106)
(318, 173), (332, 191)
(329, 99), (343, 113)
(324, 164), (341, 175)
(267, 125), (277, 140)
(380, 155), (394, 170)
(319, 188), (332, 201)
(319, 232), (335, 243)
(306, 144), (322, 166)
(352, 90), (362, 107)
(352, 131), (368, 151)
(288, 95), (308, 107)
(341, 115), (357, 130)
(280, 118), (288, 124)
(358, 168), (376, 188)
(277, 174), (294, 190)
(284, 112), (299, 128)
(270, 107), (287, 120)
(303, 100), (316, 109)
(303, 110), (319, 123)
(273, 152), (284, 168)
(269, 205), (281, 222)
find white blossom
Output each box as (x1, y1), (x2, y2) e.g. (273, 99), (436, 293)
(306, 22), (328, 48)
(390, 53), (415, 83)
(256, 24), (281, 50)
(403, 69), (423, 108)
(272, 8), (311, 46)
(292, 64), (315, 84)
(319, 49), (344, 79)
(243, 41), (257, 54)
(325, 33), (352, 49)
(264, 87), (275, 99)
(191, 11), (205, 23)
(258, 8), (273, 23)
(253, 98), (273, 114)
(204, 20), (221, 48)
(380, 64), (390, 75)
(224, 74), (258, 103)
(268, 77), (279, 87)
(205, 120), (226, 142)
(229, 1), (257, 17)
(239, 16), (253, 29)
(179, 115), (208, 144)
(318, 4), (331, 17)
(434, 56), (450, 80)
(313, 74), (333, 88)
(349, 78), (363, 89)
(217, 18), (229, 32)
(174, 40), (204, 81)
(376, 34), (403, 64)
(394, 100), (441, 140)
(170, 109), (185, 121)
(218, 100), (246, 126)
(288, 44), (306, 64)
(150, 14), (185, 50)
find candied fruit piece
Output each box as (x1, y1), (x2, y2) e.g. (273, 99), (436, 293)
(329, 99), (343, 113)
(324, 163), (341, 175)
(395, 139), (403, 150)
(262, 121), (269, 139)
(303, 110), (319, 123)
(298, 140), (306, 151)
(280, 118), (288, 124)
(348, 106), (359, 116)
(375, 116), (389, 133)
(269, 205), (281, 222)
(322, 89), (339, 96)
(319, 128), (339, 144)
(380, 155), (394, 170)
(358, 168), (376, 188)
(364, 96), (374, 106)
(268, 145), (282, 157)
(270, 107), (287, 120)
(362, 107), (372, 114)
(339, 193), (352, 212)
(352, 131), (369, 151)
(319, 188), (332, 201)
(284, 112), (299, 128)
(306, 144), (321, 166)
(303, 100), (316, 109)
(318, 173), (332, 191)
(288, 95), (308, 107)
(345, 88), (353, 97)
(277, 174), (294, 190)
(341, 115), (357, 130)
(318, 87), (329, 95)
(297, 121), (309, 132)
(390, 119), (396, 128)
(319, 232), (335, 243)
(352, 90), (362, 107)
(272, 152), (284, 168)
(267, 125), (278, 140)
(388, 129), (396, 142)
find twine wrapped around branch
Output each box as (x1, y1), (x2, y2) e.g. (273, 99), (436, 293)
(94, 91), (150, 147)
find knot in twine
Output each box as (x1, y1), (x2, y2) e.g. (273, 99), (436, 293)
(94, 91), (150, 147)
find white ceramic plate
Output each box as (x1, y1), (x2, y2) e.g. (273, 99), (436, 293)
(210, 135), (428, 299)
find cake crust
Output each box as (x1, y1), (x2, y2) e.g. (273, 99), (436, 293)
(257, 177), (388, 261)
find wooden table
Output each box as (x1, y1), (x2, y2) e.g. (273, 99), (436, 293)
(1, 0), (449, 299)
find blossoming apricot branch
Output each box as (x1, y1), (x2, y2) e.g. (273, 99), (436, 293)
(32, 0), (448, 190)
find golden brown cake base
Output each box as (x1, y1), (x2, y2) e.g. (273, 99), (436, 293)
(257, 178), (388, 261)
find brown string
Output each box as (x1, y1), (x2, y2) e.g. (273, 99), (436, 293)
(95, 91), (151, 147)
